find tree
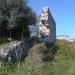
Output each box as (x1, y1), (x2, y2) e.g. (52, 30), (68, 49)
(0, 0), (36, 40)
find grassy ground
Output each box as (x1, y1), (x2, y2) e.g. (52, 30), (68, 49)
(0, 40), (18, 48)
(0, 40), (75, 75)
(0, 43), (9, 49)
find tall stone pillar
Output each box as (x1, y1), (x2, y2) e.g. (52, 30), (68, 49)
(39, 7), (56, 45)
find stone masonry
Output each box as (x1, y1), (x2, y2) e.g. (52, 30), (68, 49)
(39, 7), (56, 45)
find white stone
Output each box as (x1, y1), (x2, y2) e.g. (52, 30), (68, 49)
(29, 23), (39, 38)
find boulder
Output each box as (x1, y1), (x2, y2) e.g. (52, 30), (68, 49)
(0, 41), (32, 63)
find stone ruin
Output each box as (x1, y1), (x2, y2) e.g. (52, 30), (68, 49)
(0, 7), (56, 62)
(29, 7), (56, 45)
(39, 7), (56, 45)
(0, 41), (32, 63)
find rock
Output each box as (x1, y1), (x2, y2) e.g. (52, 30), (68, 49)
(39, 7), (56, 45)
(29, 23), (39, 38)
(0, 41), (32, 63)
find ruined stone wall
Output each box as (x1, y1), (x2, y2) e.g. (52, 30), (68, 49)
(39, 7), (56, 45)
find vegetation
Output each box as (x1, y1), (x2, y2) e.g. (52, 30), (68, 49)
(0, 0), (75, 75)
(0, 40), (75, 75)
(0, 0), (36, 42)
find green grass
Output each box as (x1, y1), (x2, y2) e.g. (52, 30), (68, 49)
(0, 43), (9, 49)
(0, 40), (18, 48)
(0, 40), (75, 75)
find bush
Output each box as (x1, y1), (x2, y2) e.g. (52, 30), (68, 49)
(0, 40), (75, 75)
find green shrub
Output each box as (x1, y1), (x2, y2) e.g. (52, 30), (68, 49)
(0, 40), (75, 75)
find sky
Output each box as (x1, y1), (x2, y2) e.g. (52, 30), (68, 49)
(28, 0), (75, 37)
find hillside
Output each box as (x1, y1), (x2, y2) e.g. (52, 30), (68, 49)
(0, 40), (75, 75)
(57, 35), (75, 42)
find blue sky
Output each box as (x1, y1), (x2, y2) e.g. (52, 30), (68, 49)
(28, 0), (75, 37)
